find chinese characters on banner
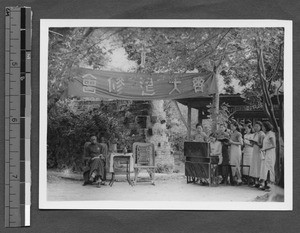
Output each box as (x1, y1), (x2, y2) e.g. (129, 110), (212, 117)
(82, 74), (97, 94)
(192, 76), (205, 93)
(68, 68), (218, 100)
(169, 78), (181, 94)
(108, 77), (125, 94)
(140, 77), (155, 96)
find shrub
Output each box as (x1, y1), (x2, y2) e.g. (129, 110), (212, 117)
(155, 163), (174, 173)
(47, 99), (135, 170)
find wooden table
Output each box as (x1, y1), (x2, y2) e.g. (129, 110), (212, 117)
(109, 153), (133, 186)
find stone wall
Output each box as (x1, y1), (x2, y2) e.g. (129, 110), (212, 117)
(155, 142), (175, 173)
(147, 121), (174, 173)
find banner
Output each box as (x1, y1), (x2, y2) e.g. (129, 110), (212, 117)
(68, 68), (218, 100)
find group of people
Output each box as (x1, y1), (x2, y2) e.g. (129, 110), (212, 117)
(82, 120), (277, 190)
(193, 120), (277, 191)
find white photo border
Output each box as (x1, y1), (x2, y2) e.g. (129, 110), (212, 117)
(39, 19), (293, 210)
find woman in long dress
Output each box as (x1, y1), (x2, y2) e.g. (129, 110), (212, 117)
(229, 121), (243, 185)
(249, 121), (265, 187)
(259, 121), (276, 191)
(242, 123), (254, 177)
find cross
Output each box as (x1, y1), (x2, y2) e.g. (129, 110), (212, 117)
(169, 78), (181, 95)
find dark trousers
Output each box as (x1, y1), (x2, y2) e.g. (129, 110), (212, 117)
(83, 158), (106, 182)
(218, 164), (232, 185)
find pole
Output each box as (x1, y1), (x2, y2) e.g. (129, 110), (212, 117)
(173, 100), (188, 129)
(187, 103), (192, 141)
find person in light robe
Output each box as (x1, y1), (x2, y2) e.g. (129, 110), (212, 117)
(242, 123), (254, 179)
(259, 121), (276, 191)
(229, 121), (243, 185)
(249, 121), (265, 188)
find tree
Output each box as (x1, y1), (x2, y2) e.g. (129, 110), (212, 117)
(47, 27), (141, 169)
(48, 27), (122, 114)
(218, 28), (284, 184)
(220, 28), (284, 132)
(254, 29), (284, 184)
(119, 27), (234, 132)
(48, 27), (285, 179)
(119, 27), (284, 181)
(47, 99), (137, 170)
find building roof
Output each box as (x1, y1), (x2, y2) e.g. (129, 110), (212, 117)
(176, 93), (283, 110)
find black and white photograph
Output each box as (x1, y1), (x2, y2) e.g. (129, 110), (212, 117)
(39, 20), (292, 210)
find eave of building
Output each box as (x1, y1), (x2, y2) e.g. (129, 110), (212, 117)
(176, 93), (283, 110)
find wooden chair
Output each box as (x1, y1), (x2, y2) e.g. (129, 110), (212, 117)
(132, 142), (156, 185)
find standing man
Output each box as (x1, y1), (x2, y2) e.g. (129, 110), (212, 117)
(82, 135), (107, 187)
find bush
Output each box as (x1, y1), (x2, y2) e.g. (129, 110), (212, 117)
(155, 163), (174, 173)
(47, 99), (135, 170)
(168, 131), (186, 154)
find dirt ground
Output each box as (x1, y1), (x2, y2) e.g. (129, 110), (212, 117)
(47, 170), (270, 202)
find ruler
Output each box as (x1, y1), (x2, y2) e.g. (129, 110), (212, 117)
(5, 6), (32, 227)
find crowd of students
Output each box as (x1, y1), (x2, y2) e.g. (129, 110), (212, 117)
(193, 120), (277, 191)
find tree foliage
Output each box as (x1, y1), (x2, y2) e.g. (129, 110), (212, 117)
(221, 28), (284, 100)
(119, 27), (232, 73)
(119, 27), (284, 127)
(47, 27), (285, 179)
(47, 99), (144, 169)
(47, 27), (156, 169)
(48, 27), (120, 113)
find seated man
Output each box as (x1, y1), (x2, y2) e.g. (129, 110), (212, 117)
(82, 136), (107, 187)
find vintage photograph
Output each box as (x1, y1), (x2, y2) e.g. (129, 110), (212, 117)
(39, 20), (292, 210)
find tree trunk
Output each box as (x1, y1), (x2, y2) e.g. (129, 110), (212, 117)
(187, 103), (192, 140)
(150, 100), (166, 126)
(211, 69), (220, 132)
(275, 132), (284, 185)
(257, 45), (280, 133)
